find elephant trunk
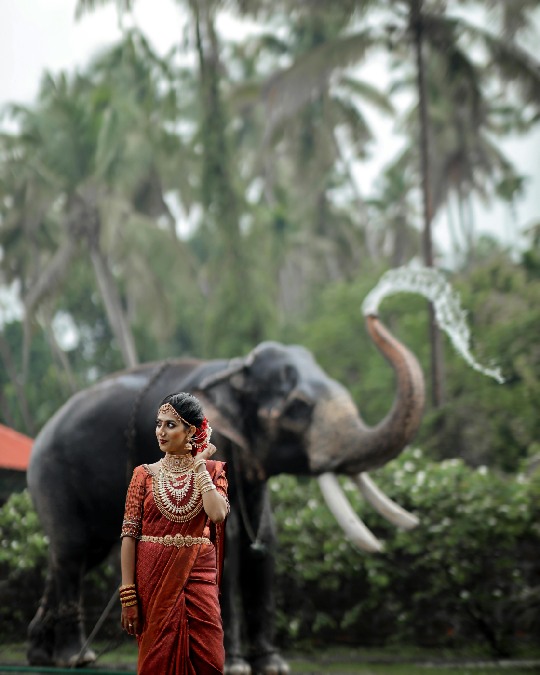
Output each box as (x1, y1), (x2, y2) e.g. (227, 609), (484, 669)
(308, 315), (425, 475)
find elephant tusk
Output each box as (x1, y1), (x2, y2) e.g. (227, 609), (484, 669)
(317, 473), (383, 553)
(352, 473), (419, 531)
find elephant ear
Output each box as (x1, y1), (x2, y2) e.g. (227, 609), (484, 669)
(198, 354), (259, 393)
(193, 391), (265, 481)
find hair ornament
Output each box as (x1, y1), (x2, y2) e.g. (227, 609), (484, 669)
(158, 402), (190, 427)
(191, 417), (212, 453)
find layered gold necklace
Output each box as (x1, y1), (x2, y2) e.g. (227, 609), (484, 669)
(153, 453), (203, 522)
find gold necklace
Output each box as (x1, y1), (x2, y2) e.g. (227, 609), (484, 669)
(161, 453), (194, 473)
(152, 457), (203, 523)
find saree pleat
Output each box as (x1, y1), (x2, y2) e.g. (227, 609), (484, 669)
(123, 461), (227, 675)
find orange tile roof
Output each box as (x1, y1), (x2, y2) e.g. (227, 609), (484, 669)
(0, 424), (33, 471)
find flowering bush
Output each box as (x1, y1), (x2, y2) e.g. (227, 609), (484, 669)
(270, 448), (540, 655)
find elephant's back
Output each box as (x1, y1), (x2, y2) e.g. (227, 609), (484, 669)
(26, 359), (209, 500)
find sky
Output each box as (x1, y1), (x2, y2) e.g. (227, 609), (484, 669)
(1, 0), (539, 266)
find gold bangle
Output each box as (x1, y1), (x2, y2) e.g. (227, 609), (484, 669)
(194, 459), (206, 473)
(121, 599), (138, 608)
(119, 583), (136, 591)
(195, 471), (212, 485)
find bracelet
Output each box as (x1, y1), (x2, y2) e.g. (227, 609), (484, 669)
(120, 596), (137, 606)
(119, 583), (136, 591)
(119, 591), (137, 599)
(194, 470), (211, 485)
(193, 459), (206, 473)
(119, 583), (138, 608)
(119, 591), (137, 600)
(195, 471), (216, 494)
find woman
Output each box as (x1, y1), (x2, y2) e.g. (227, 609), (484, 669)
(119, 392), (229, 674)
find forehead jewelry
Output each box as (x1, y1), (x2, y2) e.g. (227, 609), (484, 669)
(158, 402), (190, 427)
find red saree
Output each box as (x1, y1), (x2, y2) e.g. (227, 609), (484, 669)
(122, 461), (227, 675)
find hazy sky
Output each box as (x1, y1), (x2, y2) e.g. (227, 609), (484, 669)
(2, 0), (539, 263)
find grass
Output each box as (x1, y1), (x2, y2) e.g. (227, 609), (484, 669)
(1, 643), (539, 674)
(288, 659), (538, 674)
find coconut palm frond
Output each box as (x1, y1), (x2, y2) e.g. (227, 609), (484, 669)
(332, 98), (373, 151)
(75, 0), (134, 21)
(450, 14), (540, 105)
(339, 77), (395, 115)
(227, 81), (266, 113)
(260, 29), (378, 141)
(482, 0), (540, 40)
(24, 238), (79, 315)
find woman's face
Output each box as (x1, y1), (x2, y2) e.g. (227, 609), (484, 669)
(155, 410), (193, 455)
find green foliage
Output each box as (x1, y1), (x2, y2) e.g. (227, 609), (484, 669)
(270, 448), (540, 655)
(0, 490), (120, 641)
(0, 322), (71, 433)
(0, 490), (48, 572)
(0, 490), (47, 637)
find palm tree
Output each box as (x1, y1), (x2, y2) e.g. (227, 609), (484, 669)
(234, 0), (540, 404)
(222, 9), (396, 318)
(0, 32), (186, 371)
(366, 162), (421, 267)
(78, 0), (283, 358)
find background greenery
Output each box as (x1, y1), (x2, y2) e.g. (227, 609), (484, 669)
(1, 0), (540, 661)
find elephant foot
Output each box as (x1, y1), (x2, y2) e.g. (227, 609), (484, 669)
(53, 601), (96, 667)
(26, 645), (54, 667)
(251, 652), (290, 675)
(27, 608), (55, 666)
(225, 655), (252, 674)
(54, 646), (97, 668)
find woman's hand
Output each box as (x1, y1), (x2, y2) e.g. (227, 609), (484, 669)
(197, 442), (217, 463)
(195, 444), (228, 523)
(121, 604), (140, 636)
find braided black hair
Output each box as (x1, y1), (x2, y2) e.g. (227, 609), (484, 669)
(159, 392), (204, 428)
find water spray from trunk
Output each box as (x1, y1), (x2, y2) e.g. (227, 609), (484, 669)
(362, 265), (504, 384)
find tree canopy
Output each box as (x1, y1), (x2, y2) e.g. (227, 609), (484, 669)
(1, 0), (539, 472)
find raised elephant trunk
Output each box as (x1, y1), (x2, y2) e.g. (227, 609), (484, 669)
(344, 314), (425, 472)
(308, 315), (425, 475)
(312, 315), (425, 551)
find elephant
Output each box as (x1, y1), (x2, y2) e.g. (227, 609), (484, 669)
(26, 315), (424, 673)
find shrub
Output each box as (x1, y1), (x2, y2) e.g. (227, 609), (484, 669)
(270, 448), (540, 656)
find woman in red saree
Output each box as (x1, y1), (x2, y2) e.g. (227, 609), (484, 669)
(119, 392), (229, 675)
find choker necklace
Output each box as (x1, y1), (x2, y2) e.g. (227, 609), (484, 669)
(161, 453), (195, 473)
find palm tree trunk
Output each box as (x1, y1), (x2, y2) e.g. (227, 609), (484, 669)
(446, 199), (462, 262)
(73, 191), (139, 369)
(331, 129), (375, 259)
(0, 388), (17, 429)
(0, 333), (36, 435)
(40, 308), (78, 395)
(90, 246), (139, 369)
(411, 0), (445, 407)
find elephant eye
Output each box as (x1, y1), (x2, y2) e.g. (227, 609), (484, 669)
(281, 397), (313, 432)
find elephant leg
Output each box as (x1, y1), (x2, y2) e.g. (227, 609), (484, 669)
(27, 568), (56, 665)
(240, 487), (290, 675)
(51, 545), (96, 667)
(223, 508), (252, 675)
